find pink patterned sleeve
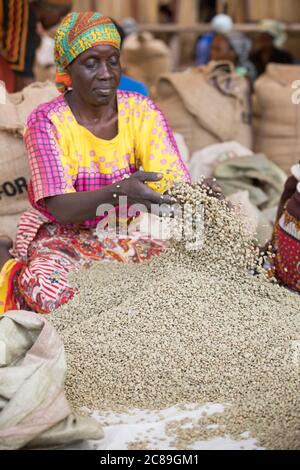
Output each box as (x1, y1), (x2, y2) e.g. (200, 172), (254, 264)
(24, 108), (76, 205)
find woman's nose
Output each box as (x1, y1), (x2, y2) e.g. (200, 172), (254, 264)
(96, 61), (113, 80)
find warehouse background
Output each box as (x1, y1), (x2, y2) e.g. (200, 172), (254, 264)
(71, 1), (300, 63)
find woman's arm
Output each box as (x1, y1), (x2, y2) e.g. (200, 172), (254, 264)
(45, 186), (116, 225)
(45, 171), (175, 224)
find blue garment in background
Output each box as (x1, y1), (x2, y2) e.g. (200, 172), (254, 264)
(118, 74), (149, 97)
(195, 32), (215, 65)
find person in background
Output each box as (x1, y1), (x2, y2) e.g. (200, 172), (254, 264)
(112, 19), (149, 97)
(196, 14), (233, 66)
(250, 20), (294, 78)
(210, 31), (256, 81)
(0, 0), (72, 92)
(273, 163), (300, 293)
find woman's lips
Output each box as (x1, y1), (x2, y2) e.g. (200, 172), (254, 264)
(93, 87), (114, 94)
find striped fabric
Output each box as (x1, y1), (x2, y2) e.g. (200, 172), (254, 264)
(0, 0), (29, 72)
(12, 208), (49, 261)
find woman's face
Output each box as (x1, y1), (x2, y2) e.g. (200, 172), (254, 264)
(67, 44), (122, 106)
(211, 35), (236, 64)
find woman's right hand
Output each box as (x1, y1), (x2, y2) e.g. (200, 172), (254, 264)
(45, 171), (177, 225)
(110, 171), (175, 210)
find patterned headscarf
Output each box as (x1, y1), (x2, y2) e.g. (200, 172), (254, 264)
(54, 12), (121, 93)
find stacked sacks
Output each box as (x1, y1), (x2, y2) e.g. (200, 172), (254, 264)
(122, 31), (171, 93)
(155, 62), (253, 157)
(254, 64), (300, 174)
(0, 82), (58, 239)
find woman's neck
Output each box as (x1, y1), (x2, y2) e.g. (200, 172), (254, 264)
(65, 90), (118, 124)
(64, 90), (119, 140)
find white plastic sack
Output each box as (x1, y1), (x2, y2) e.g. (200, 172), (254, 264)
(189, 141), (253, 181)
(227, 191), (273, 245)
(0, 311), (103, 450)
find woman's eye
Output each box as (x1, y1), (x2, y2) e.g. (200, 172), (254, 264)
(85, 60), (97, 69)
(109, 57), (119, 65)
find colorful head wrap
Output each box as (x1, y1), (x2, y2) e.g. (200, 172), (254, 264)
(54, 12), (121, 93)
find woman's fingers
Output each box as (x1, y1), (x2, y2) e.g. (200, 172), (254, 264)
(132, 171), (164, 183)
(202, 178), (222, 192)
(129, 171), (174, 204)
(141, 185), (175, 205)
(120, 171), (176, 208)
(130, 190), (174, 207)
(202, 178), (225, 199)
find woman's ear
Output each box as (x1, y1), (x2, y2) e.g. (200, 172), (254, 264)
(65, 64), (74, 83)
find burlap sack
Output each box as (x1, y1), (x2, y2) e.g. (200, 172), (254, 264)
(122, 32), (171, 91)
(0, 132), (30, 216)
(0, 212), (23, 240)
(254, 63), (300, 174)
(155, 62), (253, 157)
(0, 81), (58, 132)
(0, 82), (58, 219)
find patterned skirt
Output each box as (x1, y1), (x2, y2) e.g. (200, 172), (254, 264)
(1, 209), (166, 314)
(273, 209), (300, 293)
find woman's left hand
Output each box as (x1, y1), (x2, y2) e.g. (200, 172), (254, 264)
(201, 178), (225, 200)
